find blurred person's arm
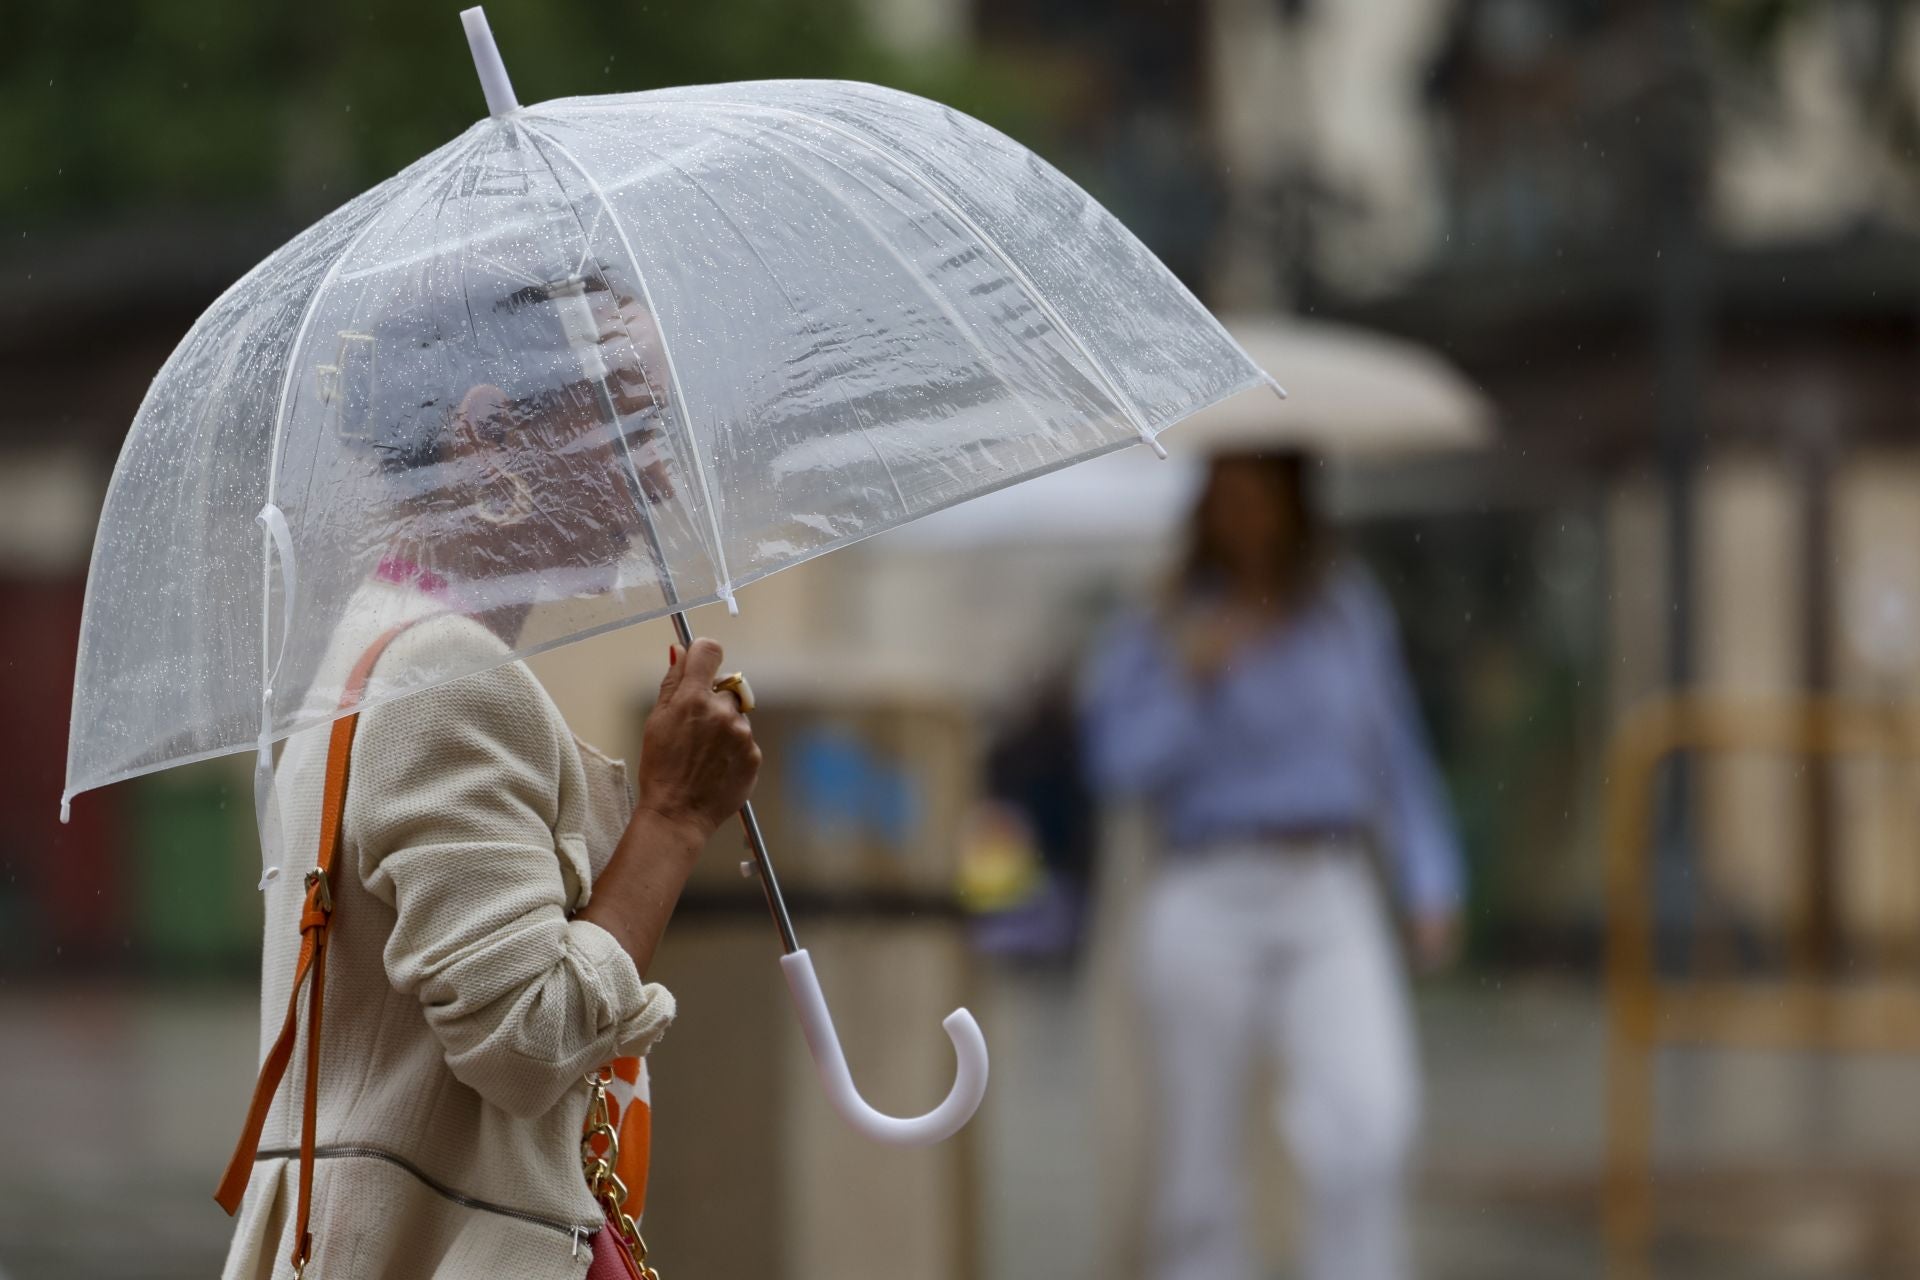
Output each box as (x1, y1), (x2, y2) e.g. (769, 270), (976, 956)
(1078, 610), (1208, 799)
(1341, 570), (1465, 969)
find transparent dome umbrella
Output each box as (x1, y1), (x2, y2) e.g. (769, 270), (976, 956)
(62, 8), (1279, 1145)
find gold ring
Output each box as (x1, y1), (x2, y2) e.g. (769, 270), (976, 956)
(713, 671), (755, 714)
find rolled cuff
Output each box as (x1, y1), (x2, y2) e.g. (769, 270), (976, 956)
(1397, 837), (1465, 917)
(570, 918), (676, 1058)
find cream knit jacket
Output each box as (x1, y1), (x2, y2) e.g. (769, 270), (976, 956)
(223, 580), (675, 1280)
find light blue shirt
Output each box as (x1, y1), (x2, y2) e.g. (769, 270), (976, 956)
(1079, 564), (1464, 913)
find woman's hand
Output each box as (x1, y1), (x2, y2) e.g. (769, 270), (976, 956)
(1410, 910), (1460, 975)
(581, 638), (761, 976)
(634, 637), (762, 842)
(1176, 604), (1269, 682)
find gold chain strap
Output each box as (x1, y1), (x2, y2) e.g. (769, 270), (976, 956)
(582, 1068), (659, 1280)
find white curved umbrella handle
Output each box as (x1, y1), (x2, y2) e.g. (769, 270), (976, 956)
(779, 949), (989, 1146)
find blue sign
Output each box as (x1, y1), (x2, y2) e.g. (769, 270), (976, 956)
(786, 726), (921, 852)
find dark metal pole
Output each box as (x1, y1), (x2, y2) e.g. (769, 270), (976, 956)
(1651, 0), (1711, 960)
(1794, 390), (1839, 976)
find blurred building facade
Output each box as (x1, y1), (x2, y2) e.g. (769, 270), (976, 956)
(7, 0), (1920, 978)
(948, 0), (1920, 968)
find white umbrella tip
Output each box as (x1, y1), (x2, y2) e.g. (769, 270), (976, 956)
(460, 7), (520, 118)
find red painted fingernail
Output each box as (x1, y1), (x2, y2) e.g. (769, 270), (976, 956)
(668, 645), (678, 667)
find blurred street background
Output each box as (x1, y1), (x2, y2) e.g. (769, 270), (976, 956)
(6, 1), (1920, 1277)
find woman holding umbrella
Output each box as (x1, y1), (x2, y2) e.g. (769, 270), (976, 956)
(62, 17), (1283, 1274)
(217, 375), (761, 1279)
(1081, 450), (1464, 1280)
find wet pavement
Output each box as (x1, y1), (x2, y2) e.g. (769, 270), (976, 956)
(4, 974), (1919, 1278)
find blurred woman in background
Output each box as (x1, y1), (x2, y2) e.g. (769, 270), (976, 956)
(1080, 450), (1463, 1280)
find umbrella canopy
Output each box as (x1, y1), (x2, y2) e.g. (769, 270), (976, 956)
(889, 312), (1493, 549)
(63, 77), (1270, 811)
(1172, 313), (1493, 457)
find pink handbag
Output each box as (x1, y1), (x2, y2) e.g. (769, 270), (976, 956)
(587, 1222), (650, 1280)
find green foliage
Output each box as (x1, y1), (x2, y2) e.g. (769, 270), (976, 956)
(1702, 0), (1815, 62)
(0, 0), (1045, 222)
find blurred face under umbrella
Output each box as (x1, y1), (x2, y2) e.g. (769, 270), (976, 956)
(410, 379), (639, 598)
(1188, 452), (1320, 608)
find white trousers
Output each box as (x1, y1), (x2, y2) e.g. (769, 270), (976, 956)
(1137, 845), (1419, 1280)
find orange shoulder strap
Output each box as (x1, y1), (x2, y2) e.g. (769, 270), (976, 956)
(214, 621), (419, 1276)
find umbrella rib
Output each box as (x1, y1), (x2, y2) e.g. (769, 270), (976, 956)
(614, 123), (914, 522)
(68, 311), (257, 808)
(262, 139), (480, 545)
(472, 248), (551, 291)
(559, 95), (1164, 452)
(258, 138), (482, 699)
(571, 201), (608, 280)
(693, 115), (1075, 505)
(517, 118), (738, 611)
(68, 140), (479, 806)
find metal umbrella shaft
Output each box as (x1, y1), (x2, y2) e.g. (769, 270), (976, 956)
(554, 283), (801, 956)
(662, 609), (799, 956)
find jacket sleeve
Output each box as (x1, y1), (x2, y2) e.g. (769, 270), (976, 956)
(1340, 570), (1466, 915)
(347, 655), (674, 1120)
(1078, 610), (1208, 799)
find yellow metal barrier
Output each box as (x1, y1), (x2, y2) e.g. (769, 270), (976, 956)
(1604, 696), (1920, 1277)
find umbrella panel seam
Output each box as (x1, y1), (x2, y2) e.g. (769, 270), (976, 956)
(517, 118), (737, 611)
(544, 95), (1160, 446)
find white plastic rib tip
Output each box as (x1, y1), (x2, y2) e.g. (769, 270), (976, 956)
(722, 586), (741, 617)
(1138, 427), (1170, 460)
(1265, 374), (1289, 400)
(461, 8), (520, 118)
(780, 948), (989, 1146)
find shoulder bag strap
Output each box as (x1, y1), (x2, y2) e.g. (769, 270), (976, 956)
(213, 620), (421, 1277)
